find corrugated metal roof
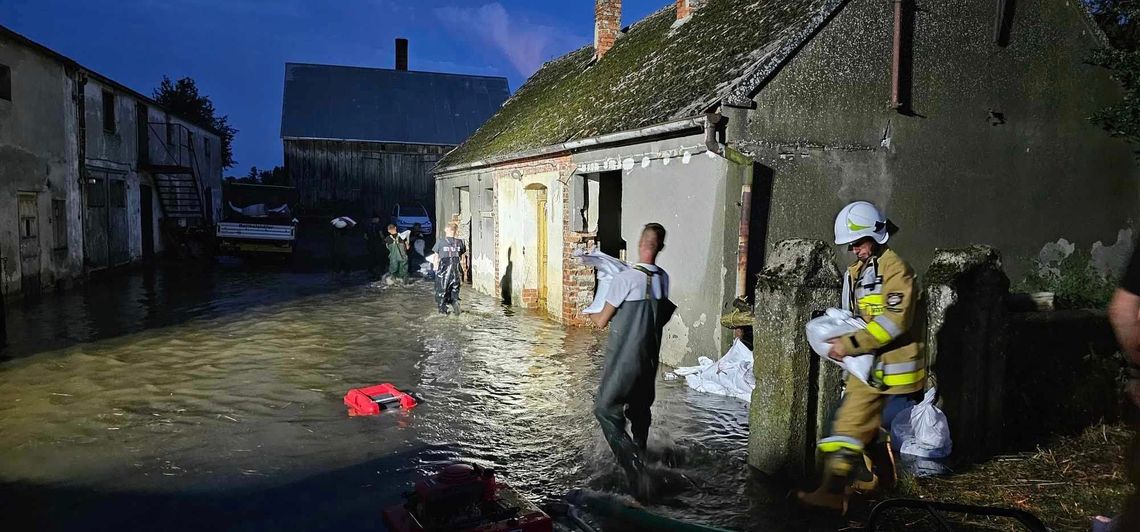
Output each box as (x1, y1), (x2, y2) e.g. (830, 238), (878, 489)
(280, 63), (510, 146)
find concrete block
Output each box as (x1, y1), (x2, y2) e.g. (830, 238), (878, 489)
(924, 245), (1009, 458)
(748, 238), (841, 480)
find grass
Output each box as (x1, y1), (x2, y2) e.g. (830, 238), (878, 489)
(886, 424), (1132, 531)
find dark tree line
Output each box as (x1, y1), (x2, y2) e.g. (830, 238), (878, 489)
(152, 76), (238, 169)
(1087, 1), (1140, 144)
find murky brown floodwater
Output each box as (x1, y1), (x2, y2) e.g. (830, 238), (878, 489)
(0, 261), (813, 531)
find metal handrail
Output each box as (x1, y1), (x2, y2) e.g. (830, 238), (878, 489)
(863, 498), (1048, 532)
(147, 121), (206, 221)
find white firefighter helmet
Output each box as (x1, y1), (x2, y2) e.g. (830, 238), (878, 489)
(834, 201), (890, 245)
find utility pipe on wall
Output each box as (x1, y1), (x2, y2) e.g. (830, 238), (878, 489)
(890, 0), (904, 110)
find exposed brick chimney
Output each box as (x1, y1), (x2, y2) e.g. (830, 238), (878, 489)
(395, 38), (408, 71)
(594, 0), (621, 59)
(676, 0), (706, 20)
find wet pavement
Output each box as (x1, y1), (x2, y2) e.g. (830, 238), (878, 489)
(0, 259), (818, 531)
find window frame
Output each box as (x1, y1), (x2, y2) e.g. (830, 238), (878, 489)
(51, 198), (68, 250)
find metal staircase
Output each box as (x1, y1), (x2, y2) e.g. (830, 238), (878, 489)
(141, 122), (211, 255)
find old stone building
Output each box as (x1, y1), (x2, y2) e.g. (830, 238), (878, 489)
(0, 25), (223, 298)
(434, 0), (1139, 367)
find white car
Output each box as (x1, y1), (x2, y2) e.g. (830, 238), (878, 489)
(391, 202), (433, 234)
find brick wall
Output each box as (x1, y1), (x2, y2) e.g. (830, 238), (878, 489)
(595, 0), (621, 59)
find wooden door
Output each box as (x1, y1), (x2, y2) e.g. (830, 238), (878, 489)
(84, 172), (109, 269)
(108, 178), (129, 266)
(536, 189), (548, 306)
(140, 184), (154, 258)
(17, 192), (40, 294)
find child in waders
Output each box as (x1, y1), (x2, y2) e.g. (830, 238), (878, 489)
(385, 224), (409, 282)
(589, 223), (676, 498)
(432, 223), (466, 314)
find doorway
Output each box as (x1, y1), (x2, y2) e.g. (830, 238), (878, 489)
(536, 189), (548, 306)
(17, 192), (41, 295)
(456, 186), (472, 283)
(524, 184), (549, 308)
(140, 184), (155, 259)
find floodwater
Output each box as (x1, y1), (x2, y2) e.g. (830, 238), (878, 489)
(0, 261), (812, 531)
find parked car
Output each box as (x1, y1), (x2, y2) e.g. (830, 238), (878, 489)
(391, 202), (433, 233)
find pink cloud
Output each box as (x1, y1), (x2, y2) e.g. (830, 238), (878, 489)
(435, 2), (585, 77)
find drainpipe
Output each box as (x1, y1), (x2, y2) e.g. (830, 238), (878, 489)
(890, 0), (906, 110)
(736, 169), (752, 299)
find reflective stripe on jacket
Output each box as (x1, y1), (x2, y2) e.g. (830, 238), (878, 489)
(839, 247), (925, 394)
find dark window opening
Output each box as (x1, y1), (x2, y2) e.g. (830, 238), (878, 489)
(102, 89), (116, 133)
(52, 199), (67, 250)
(0, 64), (11, 101)
(595, 171), (625, 259)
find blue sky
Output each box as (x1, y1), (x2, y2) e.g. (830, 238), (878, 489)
(1, 0), (666, 173)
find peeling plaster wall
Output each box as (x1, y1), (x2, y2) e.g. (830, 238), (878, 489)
(742, 0), (1140, 280)
(572, 133), (739, 367)
(0, 36), (82, 297)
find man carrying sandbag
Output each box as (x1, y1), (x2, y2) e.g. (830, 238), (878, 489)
(798, 201), (926, 511)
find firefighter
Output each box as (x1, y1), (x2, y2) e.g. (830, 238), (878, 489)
(798, 201), (926, 511)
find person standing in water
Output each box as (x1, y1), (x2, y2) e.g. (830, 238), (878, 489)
(589, 223), (675, 495)
(432, 222), (466, 314)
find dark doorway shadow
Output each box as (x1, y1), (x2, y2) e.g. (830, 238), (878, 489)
(596, 171), (625, 258)
(500, 247), (514, 305)
(994, 0), (1016, 47)
(745, 164), (775, 306)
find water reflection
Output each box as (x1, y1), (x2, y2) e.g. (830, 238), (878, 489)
(0, 262), (805, 531)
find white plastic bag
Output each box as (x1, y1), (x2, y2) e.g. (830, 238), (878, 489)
(572, 249), (631, 314)
(890, 388), (952, 459)
(666, 339), (755, 402)
(804, 308), (875, 384)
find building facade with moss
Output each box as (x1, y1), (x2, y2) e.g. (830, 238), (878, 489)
(434, 0), (1139, 368)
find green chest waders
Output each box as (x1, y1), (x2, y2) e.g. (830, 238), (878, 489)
(593, 267), (676, 484)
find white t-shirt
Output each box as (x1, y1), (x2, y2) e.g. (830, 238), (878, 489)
(604, 264), (669, 308)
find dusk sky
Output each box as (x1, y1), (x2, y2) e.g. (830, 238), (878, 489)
(0, 0), (666, 174)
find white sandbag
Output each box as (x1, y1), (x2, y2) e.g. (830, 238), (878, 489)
(890, 388), (952, 459)
(413, 239), (426, 257)
(805, 307), (876, 385)
(666, 339), (755, 402)
(571, 249), (630, 314)
(330, 216), (357, 229)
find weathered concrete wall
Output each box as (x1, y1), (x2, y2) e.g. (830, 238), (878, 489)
(925, 245), (1009, 458)
(435, 170), (497, 295)
(741, 0), (1139, 281)
(748, 239), (842, 480)
(572, 134), (740, 367)
(0, 34), (82, 297)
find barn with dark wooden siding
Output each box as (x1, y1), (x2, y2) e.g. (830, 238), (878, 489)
(280, 40), (510, 220)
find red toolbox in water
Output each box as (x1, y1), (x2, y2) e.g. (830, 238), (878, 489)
(344, 383), (418, 416)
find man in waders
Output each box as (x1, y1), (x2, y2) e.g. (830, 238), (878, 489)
(799, 201), (925, 511)
(590, 223), (676, 495)
(432, 222), (466, 314)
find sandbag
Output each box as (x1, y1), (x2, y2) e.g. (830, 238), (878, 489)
(571, 249), (631, 314)
(890, 387), (952, 459)
(804, 308), (875, 384)
(668, 339), (755, 402)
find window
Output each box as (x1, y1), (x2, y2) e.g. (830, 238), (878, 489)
(203, 137), (211, 162)
(18, 193), (37, 239)
(0, 63), (11, 101)
(109, 180), (126, 208)
(52, 199), (67, 250)
(102, 89), (116, 133)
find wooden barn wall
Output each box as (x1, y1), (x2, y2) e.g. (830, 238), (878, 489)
(284, 139), (448, 219)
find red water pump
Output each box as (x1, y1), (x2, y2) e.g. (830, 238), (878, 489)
(383, 463), (552, 532)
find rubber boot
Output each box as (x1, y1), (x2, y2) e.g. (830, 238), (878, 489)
(849, 452), (880, 493)
(797, 451), (859, 513)
(452, 301), (461, 315)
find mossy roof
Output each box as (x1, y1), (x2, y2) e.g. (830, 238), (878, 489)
(438, 0), (838, 170)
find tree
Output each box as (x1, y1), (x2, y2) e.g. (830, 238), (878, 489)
(1087, 1), (1140, 144)
(152, 76), (238, 168)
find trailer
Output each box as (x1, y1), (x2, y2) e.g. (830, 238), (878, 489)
(216, 183), (298, 257)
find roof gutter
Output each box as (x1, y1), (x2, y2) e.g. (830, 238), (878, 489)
(435, 113), (718, 176)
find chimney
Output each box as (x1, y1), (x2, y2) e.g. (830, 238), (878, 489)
(395, 38), (408, 71)
(594, 0), (621, 59)
(676, 0), (705, 21)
